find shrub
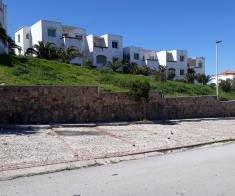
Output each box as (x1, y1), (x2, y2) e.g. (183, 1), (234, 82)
(219, 79), (232, 92)
(196, 74), (211, 85)
(129, 80), (151, 102)
(168, 71), (176, 81)
(231, 79), (235, 90)
(0, 54), (13, 66)
(157, 65), (167, 82)
(185, 68), (196, 83)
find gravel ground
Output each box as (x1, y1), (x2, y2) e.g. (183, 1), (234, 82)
(0, 118), (235, 171)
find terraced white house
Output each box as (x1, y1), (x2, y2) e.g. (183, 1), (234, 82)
(14, 19), (206, 78)
(15, 20), (87, 64)
(124, 46), (205, 80)
(86, 34), (123, 67)
(0, 0), (7, 54)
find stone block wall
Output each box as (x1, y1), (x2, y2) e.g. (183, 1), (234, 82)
(0, 86), (234, 124)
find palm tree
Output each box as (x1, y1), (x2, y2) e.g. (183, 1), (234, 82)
(7, 36), (22, 54)
(185, 68), (196, 84)
(25, 41), (57, 60)
(158, 65), (167, 82)
(0, 26), (8, 46)
(57, 46), (83, 64)
(0, 26), (21, 54)
(196, 74), (211, 85)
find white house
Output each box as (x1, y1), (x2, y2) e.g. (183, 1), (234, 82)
(211, 70), (235, 84)
(86, 34), (123, 67)
(124, 47), (191, 80)
(0, 0), (7, 54)
(123, 46), (160, 69)
(15, 20), (87, 64)
(187, 57), (205, 75)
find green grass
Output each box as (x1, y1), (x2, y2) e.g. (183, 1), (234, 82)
(0, 55), (234, 100)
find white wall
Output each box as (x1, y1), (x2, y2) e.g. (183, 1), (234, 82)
(15, 27), (31, 55)
(30, 20), (43, 46)
(123, 46), (144, 66)
(87, 34), (124, 67)
(0, 0), (7, 54)
(15, 20), (87, 64)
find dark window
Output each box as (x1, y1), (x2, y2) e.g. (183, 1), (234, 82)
(112, 41), (118, 49)
(180, 56), (185, 62)
(26, 33), (30, 39)
(18, 34), (20, 43)
(134, 53), (139, 60)
(180, 69), (185, 75)
(198, 62), (203, 68)
(48, 28), (57, 37)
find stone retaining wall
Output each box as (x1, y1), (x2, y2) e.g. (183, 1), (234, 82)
(0, 86), (234, 124)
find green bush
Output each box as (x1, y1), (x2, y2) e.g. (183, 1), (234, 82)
(0, 54), (13, 66)
(219, 79), (232, 92)
(129, 80), (151, 102)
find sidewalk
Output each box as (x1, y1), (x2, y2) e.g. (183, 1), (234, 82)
(1, 118), (235, 180)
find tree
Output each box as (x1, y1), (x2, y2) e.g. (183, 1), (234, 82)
(107, 60), (122, 72)
(129, 80), (151, 102)
(196, 74), (211, 85)
(0, 26), (8, 46)
(25, 41), (57, 60)
(157, 65), (167, 82)
(219, 79), (232, 92)
(185, 68), (196, 83)
(57, 46), (83, 64)
(0, 26), (21, 54)
(7, 36), (22, 54)
(168, 68), (176, 80)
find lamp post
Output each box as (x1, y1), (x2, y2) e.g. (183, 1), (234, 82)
(216, 40), (222, 100)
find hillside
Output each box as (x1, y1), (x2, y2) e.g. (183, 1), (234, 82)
(0, 55), (234, 100)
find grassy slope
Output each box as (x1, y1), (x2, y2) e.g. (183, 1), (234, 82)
(0, 56), (234, 100)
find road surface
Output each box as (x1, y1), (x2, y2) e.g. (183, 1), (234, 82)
(1, 143), (235, 196)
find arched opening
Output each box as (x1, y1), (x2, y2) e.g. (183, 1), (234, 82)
(96, 55), (107, 66)
(168, 68), (176, 80)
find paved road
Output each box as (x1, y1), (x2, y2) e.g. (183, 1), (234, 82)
(1, 143), (235, 196)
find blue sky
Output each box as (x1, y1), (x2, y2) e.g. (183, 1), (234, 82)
(5, 0), (235, 75)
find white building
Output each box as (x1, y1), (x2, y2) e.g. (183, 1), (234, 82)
(123, 46), (160, 69)
(15, 20), (87, 64)
(211, 70), (235, 84)
(0, 0), (7, 54)
(86, 34), (123, 67)
(124, 47), (192, 80)
(187, 57), (206, 75)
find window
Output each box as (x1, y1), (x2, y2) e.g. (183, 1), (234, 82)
(113, 57), (119, 62)
(198, 62), (203, 68)
(134, 53), (139, 60)
(180, 69), (185, 75)
(180, 56), (185, 62)
(149, 56), (155, 60)
(18, 34), (20, 43)
(112, 41), (118, 49)
(48, 28), (57, 37)
(26, 33), (30, 39)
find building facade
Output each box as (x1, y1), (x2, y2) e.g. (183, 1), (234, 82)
(86, 34), (123, 67)
(211, 70), (235, 84)
(187, 57), (206, 75)
(123, 47), (202, 80)
(15, 20), (87, 64)
(14, 19), (206, 76)
(0, 0), (7, 54)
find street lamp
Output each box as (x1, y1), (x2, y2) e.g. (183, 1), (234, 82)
(216, 40), (222, 100)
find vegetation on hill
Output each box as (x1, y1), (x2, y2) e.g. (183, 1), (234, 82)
(0, 55), (234, 101)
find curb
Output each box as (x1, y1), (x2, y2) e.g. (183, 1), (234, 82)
(1, 139), (235, 182)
